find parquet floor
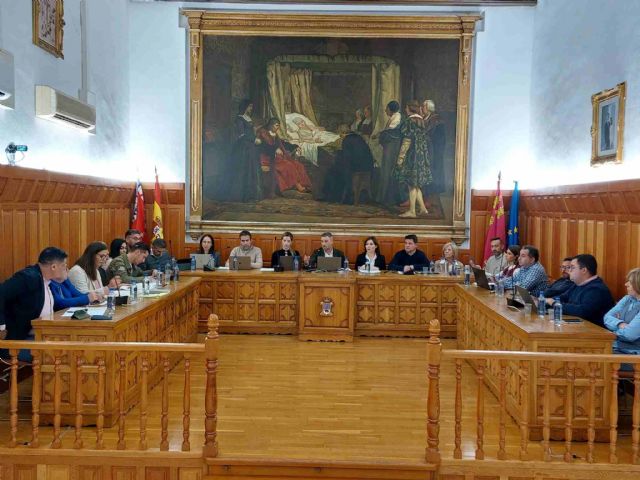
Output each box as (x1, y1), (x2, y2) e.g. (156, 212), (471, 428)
(0, 335), (635, 463)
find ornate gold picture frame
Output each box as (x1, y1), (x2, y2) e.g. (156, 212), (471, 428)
(591, 82), (625, 166)
(32, 0), (65, 59)
(182, 11), (480, 242)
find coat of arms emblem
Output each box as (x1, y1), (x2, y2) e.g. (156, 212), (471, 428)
(320, 296), (334, 316)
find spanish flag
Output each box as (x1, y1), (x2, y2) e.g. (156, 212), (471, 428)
(152, 167), (164, 239)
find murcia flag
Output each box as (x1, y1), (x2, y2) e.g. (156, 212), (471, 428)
(130, 179), (146, 239)
(153, 167), (164, 239)
(483, 173), (506, 263)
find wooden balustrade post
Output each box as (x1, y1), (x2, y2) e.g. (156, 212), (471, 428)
(160, 354), (170, 451)
(609, 362), (619, 464)
(117, 352), (127, 450)
(9, 350), (18, 448)
(74, 355), (84, 449)
(51, 351), (62, 449)
(541, 360), (551, 462)
(182, 355), (192, 452)
(563, 361), (575, 463)
(498, 360), (507, 460)
(587, 362), (597, 463)
(425, 318), (441, 464)
(475, 358), (486, 460)
(139, 353), (149, 451)
(203, 314), (220, 458)
(518, 360), (529, 460)
(96, 355), (106, 450)
(30, 351), (42, 448)
(453, 358), (462, 459)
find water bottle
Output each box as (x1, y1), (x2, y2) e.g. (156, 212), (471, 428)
(107, 288), (116, 313)
(430, 255), (437, 274)
(293, 256), (299, 271)
(553, 298), (563, 326)
(143, 274), (150, 295)
(496, 279), (505, 297)
(367, 261), (371, 273)
(210, 254), (216, 269)
(173, 264), (180, 282)
(190, 254), (196, 271)
(464, 265), (471, 286)
(232, 256), (238, 271)
(343, 258), (349, 271)
(537, 291), (546, 317)
(164, 263), (172, 282)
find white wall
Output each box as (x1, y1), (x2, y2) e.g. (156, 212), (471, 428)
(528, 0), (640, 187)
(0, 0), (135, 180)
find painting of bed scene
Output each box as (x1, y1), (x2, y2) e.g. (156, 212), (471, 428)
(201, 36), (459, 226)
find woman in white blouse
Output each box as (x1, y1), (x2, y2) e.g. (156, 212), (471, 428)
(68, 241), (116, 298)
(436, 242), (464, 275)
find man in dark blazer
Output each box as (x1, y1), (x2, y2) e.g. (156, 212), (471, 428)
(0, 247), (68, 360)
(304, 232), (347, 269)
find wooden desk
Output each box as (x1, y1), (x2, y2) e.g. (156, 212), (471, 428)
(32, 277), (200, 426)
(456, 284), (615, 440)
(186, 270), (461, 338)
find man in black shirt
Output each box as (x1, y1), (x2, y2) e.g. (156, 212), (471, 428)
(388, 234), (430, 274)
(543, 257), (574, 298)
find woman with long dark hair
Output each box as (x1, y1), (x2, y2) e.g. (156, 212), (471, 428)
(198, 234), (221, 267)
(228, 99), (260, 201)
(355, 236), (386, 272)
(68, 241), (117, 295)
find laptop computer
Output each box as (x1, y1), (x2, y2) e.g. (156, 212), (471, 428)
(317, 256), (342, 272)
(278, 255), (295, 271)
(191, 254), (215, 270)
(471, 266), (493, 290)
(229, 256), (252, 270)
(515, 285), (535, 305)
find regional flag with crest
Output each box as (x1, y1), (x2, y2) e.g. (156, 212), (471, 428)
(130, 179), (146, 240)
(483, 173), (506, 263)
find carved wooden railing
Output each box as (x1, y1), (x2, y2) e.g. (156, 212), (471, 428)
(0, 315), (219, 455)
(425, 319), (640, 465)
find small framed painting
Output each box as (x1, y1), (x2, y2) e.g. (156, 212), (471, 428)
(591, 82), (625, 166)
(32, 0), (65, 59)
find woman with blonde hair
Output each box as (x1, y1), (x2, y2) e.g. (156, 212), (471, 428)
(436, 241), (463, 275)
(604, 268), (640, 356)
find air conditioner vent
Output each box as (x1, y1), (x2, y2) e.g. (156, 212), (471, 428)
(36, 85), (96, 133)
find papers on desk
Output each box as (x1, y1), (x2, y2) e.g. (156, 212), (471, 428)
(62, 306), (108, 317)
(260, 268), (275, 272)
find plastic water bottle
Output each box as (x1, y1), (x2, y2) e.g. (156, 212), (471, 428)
(164, 263), (172, 282)
(538, 291), (546, 317)
(232, 256), (238, 271)
(343, 258), (349, 271)
(464, 265), (471, 286)
(143, 274), (150, 295)
(293, 256), (299, 271)
(107, 289), (116, 313)
(430, 256), (437, 274)
(496, 279), (505, 297)
(553, 298), (563, 326)
(209, 254), (216, 269)
(173, 264), (180, 282)
(190, 255), (196, 271)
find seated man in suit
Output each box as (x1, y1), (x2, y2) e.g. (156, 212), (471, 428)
(541, 254), (615, 327)
(304, 232), (347, 269)
(388, 234), (429, 274)
(107, 242), (150, 284)
(0, 247), (68, 360)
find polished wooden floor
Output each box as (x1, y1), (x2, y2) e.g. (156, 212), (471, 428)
(0, 335), (635, 464)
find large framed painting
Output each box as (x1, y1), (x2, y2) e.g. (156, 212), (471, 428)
(183, 11), (480, 242)
(32, 0), (65, 59)
(591, 82), (626, 166)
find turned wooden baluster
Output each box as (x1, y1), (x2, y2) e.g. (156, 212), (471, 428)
(633, 367), (640, 464)
(117, 352), (127, 450)
(51, 350), (63, 449)
(453, 358), (462, 459)
(609, 362), (619, 464)
(182, 354), (192, 451)
(563, 361), (575, 462)
(8, 349), (18, 448)
(139, 353), (149, 450)
(425, 318), (441, 464)
(30, 351), (42, 448)
(541, 360), (551, 462)
(587, 362), (597, 463)
(74, 355), (84, 449)
(475, 358), (486, 460)
(203, 314), (220, 457)
(95, 355), (106, 450)
(518, 360), (529, 460)
(498, 359), (507, 460)
(160, 353), (170, 451)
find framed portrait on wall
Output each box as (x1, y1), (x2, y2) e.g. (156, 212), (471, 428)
(591, 82), (625, 166)
(32, 0), (65, 59)
(182, 11), (481, 242)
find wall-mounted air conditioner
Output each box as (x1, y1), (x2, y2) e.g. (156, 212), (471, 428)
(35, 85), (96, 133)
(0, 49), (15, 109)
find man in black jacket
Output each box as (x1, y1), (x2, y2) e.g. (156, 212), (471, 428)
(304, 232), (347, 270)
(0, 247), (68, 360)
(543, 254), (614, 327)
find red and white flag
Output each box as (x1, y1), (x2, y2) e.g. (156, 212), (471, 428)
(131, 179), (146, 240)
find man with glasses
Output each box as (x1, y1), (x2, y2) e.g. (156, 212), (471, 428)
(124, 229), (143, 250)
(0, 247), (68, 360)
(543, 257), (575, 298)
(542, 254), (614, 327)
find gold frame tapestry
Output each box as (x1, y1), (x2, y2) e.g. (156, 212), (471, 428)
(591, 82), (626, 166)
(32, 0), (65, 58)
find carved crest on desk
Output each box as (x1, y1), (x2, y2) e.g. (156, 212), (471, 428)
(320, 297), (334, 317)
